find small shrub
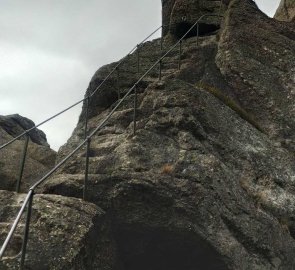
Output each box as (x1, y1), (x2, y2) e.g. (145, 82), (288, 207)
(160, 164), (174, 175)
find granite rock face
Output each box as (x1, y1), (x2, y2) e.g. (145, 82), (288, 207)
(275, 0), (295, 22)
(0, 115), (56, 192)
(216, 0), (295, 152)
(36, 0), (295, 269)
(0, 191), (117, 270)
(1, 0), (295, 269)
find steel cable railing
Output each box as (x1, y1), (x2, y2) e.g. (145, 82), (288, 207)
(0, 25), (164, 193)
(0, 21), (192, 193)
(0, 12), (223, 270)
(0, 26), (162, 151)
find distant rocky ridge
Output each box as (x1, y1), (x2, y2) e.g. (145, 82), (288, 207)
(0, 114), (49, 147)
(0, 114), (56, 192)
(0, 0), (295, 269)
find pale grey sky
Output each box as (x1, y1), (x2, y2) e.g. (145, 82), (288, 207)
(0, 0), (281, 150)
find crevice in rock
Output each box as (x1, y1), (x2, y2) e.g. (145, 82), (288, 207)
(114, 225), (229, 270)
(174, 22), (220, 39)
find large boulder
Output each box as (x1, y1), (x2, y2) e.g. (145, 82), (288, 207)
(275, 0), (295, 22)
(0, 114), (49, 147)
(0, 191), (117, 269)
(0, 115), (56, 192)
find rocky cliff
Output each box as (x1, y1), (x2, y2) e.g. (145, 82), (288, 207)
(1, 0), (295, 269)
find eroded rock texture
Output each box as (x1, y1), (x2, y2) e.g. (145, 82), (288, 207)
(216, 0), (295, 152)
(1, 0), (295, 269)
(0, 114), (56, 192)
(0, 191), (117, 270)
(162, 0), (225, 38)
(275, 0), (295, 22)
(0, 114), (49, 147)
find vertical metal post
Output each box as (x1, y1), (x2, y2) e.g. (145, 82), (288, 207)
(159, 34), (163, 80)
(84, 96), (90, 140)
(116, 67), (120, 100)
(160, 29), (163, 52)
(83, 138), (91, 201)
(20, 190), (34, 270)
(196, 23), (200, 46)
(178, 40), (182, 70)
(133, 84), (138, 136)
(137, 44), (140, 75)
(16, 135), (29, 193)
(218, 0), (222, 16)
(159, 60), (162, 81)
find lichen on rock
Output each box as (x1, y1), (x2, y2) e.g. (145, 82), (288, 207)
(1, 0), (295, 269)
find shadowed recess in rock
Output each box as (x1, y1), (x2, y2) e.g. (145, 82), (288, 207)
(173, 22), (220, 39)
(115, 226), (229, 270)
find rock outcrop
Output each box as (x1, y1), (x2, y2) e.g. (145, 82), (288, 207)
(1, 0), (295, 269)
(216, 0), (295, 152)
(275, 0), (295, 22)
(0, 114), (49, 147)
(162, 0), (225, 38)
(0, 191), (117, 270)
(0, 114), (56, 192)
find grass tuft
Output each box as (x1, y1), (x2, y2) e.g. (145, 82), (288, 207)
(160, 164), (174, 175)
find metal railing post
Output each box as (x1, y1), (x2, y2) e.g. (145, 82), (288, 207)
(218, 0), (222, 16)
(178, 40), (182, 70)
(159, 32), (163, 80)
(84, 96), (90, 140)
(159, 59), (162, 80)
(196, 23), (200, 46)
(133, 84), (138, 136)
(137, 44), (140, 75)
(116, 67), (120, 99)
(16, 135), (29, 193)
(83, 137), (91, 201)
(20, 189), (34, 270)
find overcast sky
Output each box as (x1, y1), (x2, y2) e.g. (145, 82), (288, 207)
(0, 0), (281, 151)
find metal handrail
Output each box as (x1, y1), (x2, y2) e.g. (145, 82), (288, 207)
(0, 26), (163, 151)
(0, 25), (164, 194)
(0, 13), (223, 269)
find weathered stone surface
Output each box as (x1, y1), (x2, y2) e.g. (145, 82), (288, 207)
(0, 191), (117, 270)
(216, 0), (295, 152)
(162, 0), (225, 38)
(275, 0), (295, 22)
(0, 115), (56, 192)
(3, 0), (295, 269)
(0, 114), (49, 147)
(42, 76), (295, 269)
